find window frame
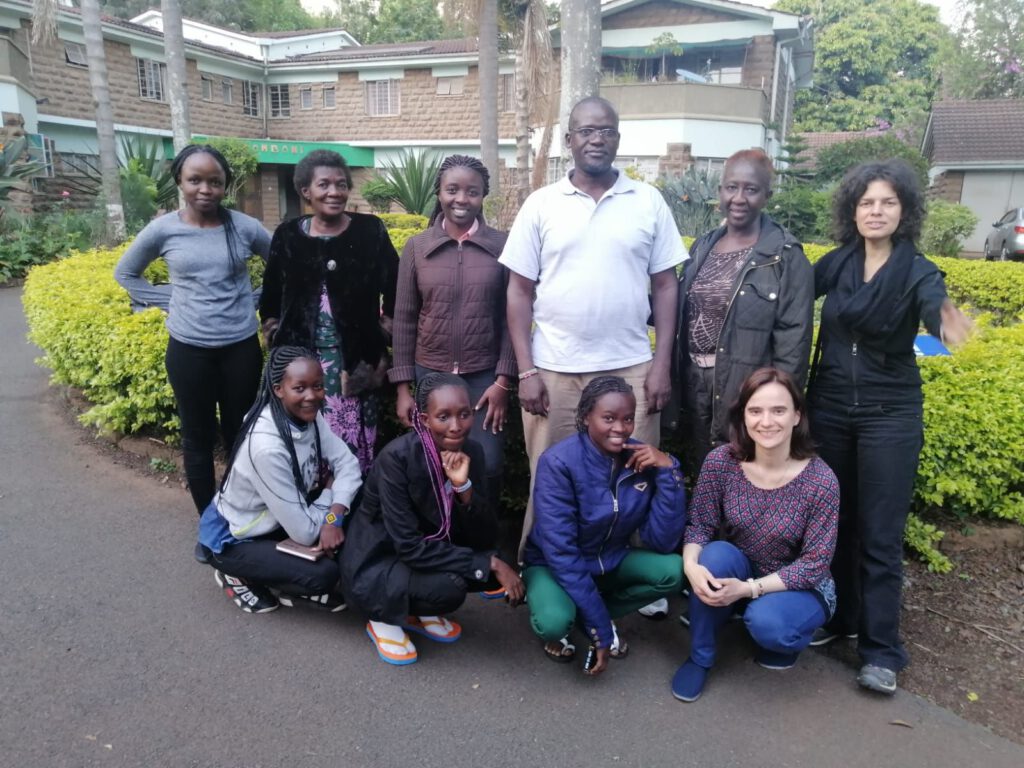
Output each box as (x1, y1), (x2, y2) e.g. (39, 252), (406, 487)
(323, 85), (336, 109)
(499, 73), (515, 113)
(222, 78), (234, 105)
(436, 76), (465, 97)
(200, 75), (214, 102)
(136, 57), (167, 102)
(241, 80), (260, 117)
(365, 79), (400, 117)
(268, 84), (291, 118)
(299, 85), (314, 110)
(63, 42), (87, 68)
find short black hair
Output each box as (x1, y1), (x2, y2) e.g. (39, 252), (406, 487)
(293, 149), (352, 194)
(171, 144), (233, 187)
(832, 158), (925, 245)
(575, 376), (634, 432)
(568, 96), (619, 128)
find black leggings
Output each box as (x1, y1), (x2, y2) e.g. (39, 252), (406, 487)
(206, 531), (341, 597)
(165, 334), (262, 512)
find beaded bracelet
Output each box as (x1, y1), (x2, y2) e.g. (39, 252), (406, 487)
(518, 368), (539, 380)
(453, 479), (473, 494)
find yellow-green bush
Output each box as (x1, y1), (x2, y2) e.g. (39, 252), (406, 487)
(378, 213), (429, 230)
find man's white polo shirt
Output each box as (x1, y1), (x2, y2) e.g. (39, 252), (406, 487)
(500, 170), (687, 373)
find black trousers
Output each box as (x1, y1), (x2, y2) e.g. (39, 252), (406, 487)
(809, 400), (923, 671)
(165, 334), (263, 512)
(206, 530), (341, 597)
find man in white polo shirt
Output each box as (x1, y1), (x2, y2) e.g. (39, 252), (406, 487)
(501, 96), (687, 556)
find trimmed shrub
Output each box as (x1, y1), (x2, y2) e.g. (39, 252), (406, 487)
(922, 200), (979, 258)
(377, 213), (428, 230)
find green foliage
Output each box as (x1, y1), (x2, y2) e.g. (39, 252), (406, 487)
(22, 222), (422, 435)
(120, 135), (177, 212)
(377, 213), (429, 230)
(119, 160), (159, 236)
(101, 0), (316, 32)
(361, 176), (396, 213)
(0, 136), (43, 228)
(921, 200), (979, 258)
(660, 167), (721, 238)
(775, 0), (949, 133)
(930, 256), (1024, 324)
(904, 514), (951, 573)
(379, 150), (443, 216)
(942, 0), (1024, 100)
(813, 134), (930, 188)
(768, 186), (832, 244)
(323, 0), (446, 44)
(195, 138), (259, 206)
(0, 198), (105, 283)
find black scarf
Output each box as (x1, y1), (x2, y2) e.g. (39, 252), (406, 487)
(822, 239), (917, 340)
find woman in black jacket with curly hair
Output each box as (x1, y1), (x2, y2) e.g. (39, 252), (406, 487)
(807, 159), (971, 695)
(260, 150), (399, 474)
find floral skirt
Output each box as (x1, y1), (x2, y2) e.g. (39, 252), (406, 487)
(316, 343), (378, 475)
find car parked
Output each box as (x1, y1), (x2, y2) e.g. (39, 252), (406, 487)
(983, 208), (1024, 261)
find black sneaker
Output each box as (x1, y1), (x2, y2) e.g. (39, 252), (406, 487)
(809, 628), (857, 647)
(214, 570), (279, 614)
(857, 663), (897, 695)
(279, 592), (346, 612)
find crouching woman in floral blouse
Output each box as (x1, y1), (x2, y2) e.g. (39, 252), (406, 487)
(671, 367), (839, 702)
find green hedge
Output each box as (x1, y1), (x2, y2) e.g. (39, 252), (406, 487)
(23, 234), (1024, 570)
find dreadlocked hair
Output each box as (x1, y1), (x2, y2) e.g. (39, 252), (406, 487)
(428, 154), (490, 226)
(220, 346), (322, 500)
(171, 144), (244, 272)
(411, 372), (470, 542)
(575, 376), (635, 433)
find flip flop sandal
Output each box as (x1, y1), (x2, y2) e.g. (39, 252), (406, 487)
(366, 622), (418, 666)
(543, 636), (576, 663)
(403, 615), (462, 643)
(479, 588), (507, 600)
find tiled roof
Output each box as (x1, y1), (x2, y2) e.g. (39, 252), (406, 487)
(284, 38), (478, 63)
(926, 100), (1024, 164)
(794, 130), (888, 168)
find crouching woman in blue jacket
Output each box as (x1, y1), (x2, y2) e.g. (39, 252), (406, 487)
(522, 376), (686, 675)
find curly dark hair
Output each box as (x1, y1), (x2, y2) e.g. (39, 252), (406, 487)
(293, 149), (352, 194)
(831, 158), (925, 245)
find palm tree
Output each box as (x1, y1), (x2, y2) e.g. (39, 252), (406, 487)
(510, 0), (554, 203)
(32, 0), (125, 242)
(161, 0), (192, 154)
(558, 0), (602, 163)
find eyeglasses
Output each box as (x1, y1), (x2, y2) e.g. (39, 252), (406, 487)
(569, 127), (620, 140)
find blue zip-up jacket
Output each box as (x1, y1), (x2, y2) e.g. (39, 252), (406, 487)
(523, 433), (687, 649)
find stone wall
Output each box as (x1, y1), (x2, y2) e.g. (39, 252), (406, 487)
(928, 171), (965, 204)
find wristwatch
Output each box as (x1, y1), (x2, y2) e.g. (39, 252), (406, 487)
(325, 510), (343, 528)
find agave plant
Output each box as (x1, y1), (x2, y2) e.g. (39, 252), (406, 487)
(378, 149), (443, 216)
(659, 166), (722, 237)
(0, 136), (43, 228)
(120, 135), (178, 211)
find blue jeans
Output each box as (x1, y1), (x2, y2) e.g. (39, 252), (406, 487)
(688, 541), (826, 668)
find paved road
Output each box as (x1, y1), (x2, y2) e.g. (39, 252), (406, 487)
(1, 284), (1021, 768)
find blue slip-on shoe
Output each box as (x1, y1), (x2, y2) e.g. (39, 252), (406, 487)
(857, 664), (897, 695)
(671, 658), (710, 702)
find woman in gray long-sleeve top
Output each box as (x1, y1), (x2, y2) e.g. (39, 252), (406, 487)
(115, 145), (271, 513)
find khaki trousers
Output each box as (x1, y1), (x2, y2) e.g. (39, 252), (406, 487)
(518, 360), (658, 557)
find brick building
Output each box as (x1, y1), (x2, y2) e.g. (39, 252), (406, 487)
(0, 0), (813, 227)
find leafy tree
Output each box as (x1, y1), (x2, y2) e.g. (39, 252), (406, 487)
(775, 0), (949, 133)
(942, 0), (1024, 99)
(813, 134), (930, 189)
(193, 138), (258, 206)
(768, 186), (832, 243)
(324, 0), (446, 44)
(101, 0), (316, 32)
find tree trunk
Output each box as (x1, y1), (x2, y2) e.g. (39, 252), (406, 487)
(80, 0), (125, 243)
(558, 0), (602, 164)
(514, 45), (529, 204)
(161, 0), (191, 154)
(478, 0), (500, 196)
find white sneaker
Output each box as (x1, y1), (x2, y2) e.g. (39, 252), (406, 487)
(638, 598), (669, 620)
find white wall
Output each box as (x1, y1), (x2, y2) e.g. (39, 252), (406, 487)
(959, 170), (1024, 252)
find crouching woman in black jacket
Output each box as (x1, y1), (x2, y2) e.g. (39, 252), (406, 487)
(341, 373), (524, 666)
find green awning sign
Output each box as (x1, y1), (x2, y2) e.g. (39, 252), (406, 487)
(191, 136), (374, 166)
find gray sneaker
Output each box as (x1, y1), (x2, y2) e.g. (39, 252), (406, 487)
(857, 664), (897, 694)
(809, 628), (857, 647)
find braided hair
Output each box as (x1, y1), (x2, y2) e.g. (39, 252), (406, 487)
(220, 346), (322, 501)
(575, 376), (635, 433)
(171, 144), (244, 272)
(411, 372), (470, 542)
(428, 154), (490, 226)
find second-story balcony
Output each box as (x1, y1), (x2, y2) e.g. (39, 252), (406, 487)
(598, 81), (769, 124)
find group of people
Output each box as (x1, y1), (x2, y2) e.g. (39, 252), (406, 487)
(114, 96), (972, 701)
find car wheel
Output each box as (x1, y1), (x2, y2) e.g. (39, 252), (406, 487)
(1001, 245), (1010, 261)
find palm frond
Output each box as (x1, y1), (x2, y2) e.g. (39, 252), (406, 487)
(379, 150), (444, 216)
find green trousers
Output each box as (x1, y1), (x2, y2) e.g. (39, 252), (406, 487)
(523, 550), (683, 642)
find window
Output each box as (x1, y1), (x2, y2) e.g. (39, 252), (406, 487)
(242, 80), (260, 117)
(299, 85), (313, 110)
(222, 78), (233, 105)
(269, 85), (290, 118)
(201, 75), (214, 101)
(499, 73), (515, 113)
(63, 42), (87, 68)
(136, 58), (166, 102)
(322, 85), (336, 109)
(365, 79), (400, 116)
(56, 152), (99, 177)
(436, 76), (465, 96)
